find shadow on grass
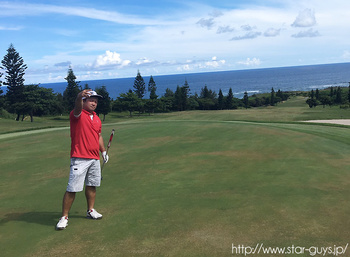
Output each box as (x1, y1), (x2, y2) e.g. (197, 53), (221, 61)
(0, 212), (85, 227)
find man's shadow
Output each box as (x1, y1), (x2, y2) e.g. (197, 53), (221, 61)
(0, 212), (84, 228)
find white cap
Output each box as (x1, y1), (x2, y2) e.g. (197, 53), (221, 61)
(82, 90), (103, 100)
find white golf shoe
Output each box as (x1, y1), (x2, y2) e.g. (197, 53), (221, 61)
(87, 209), (103, 219)
(56, 216), (68, 230)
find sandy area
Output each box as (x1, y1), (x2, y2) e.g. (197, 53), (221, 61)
(303, 119), (350, 126)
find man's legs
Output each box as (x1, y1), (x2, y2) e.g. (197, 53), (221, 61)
(57, 159), (102, 229)
(60, 186), (96, 216)
(56, 191), (75, 230)
(85, 186), (96, 210)
(62, 191), (76, 217)
(85, 185), (103, 219)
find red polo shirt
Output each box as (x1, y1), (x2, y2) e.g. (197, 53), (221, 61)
(70, 109), (102, 160)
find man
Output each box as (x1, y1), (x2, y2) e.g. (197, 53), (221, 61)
(56, 89), (109, 230)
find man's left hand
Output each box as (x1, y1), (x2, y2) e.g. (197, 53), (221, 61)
(102, 151), (109, 163)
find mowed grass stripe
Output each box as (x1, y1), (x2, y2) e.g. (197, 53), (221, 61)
(1, 119), (350, 256)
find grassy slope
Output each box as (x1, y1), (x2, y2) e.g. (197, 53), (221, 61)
(157, 96), (350, 122)
(1, 96), (350, 134)
(1, 97), (350, 256)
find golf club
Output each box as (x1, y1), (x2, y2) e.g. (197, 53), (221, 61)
(101, 129), (115, 180)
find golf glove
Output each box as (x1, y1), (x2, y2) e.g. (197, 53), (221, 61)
(102, 151), (109, 163)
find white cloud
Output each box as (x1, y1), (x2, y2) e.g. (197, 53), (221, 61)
(177, 64), (191, 72)
(108, 71), (120, 77)
(241, 24), (256, 31)
(237, 58), (261, 66)
(77, 71), (103, 81)
(231, 31), (262, 40)
(264, 28), (281, 37)
(291, 8), (316, 27)
(54, 61), (72, 67)
(47, 73), (64, 82)
(216, 25), (235, 34)
(0, 2), (169, 26)
(209, 10), (223, 18)
(0, 25), (22, 31)
(176, 57), (226, 72)
(196, 17), (215, 29)
(135, 57), (155, 66)
(204, 56), (225, 68)
(93, 51), (131, 68)
(291, 28), (320, 38)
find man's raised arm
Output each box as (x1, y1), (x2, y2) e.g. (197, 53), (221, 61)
(74, 89), (91, 116)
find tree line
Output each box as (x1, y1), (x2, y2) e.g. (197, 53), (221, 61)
(112, 70), (291, 116)
(1, 43), (348, 122)
(306, 86), (350, 108)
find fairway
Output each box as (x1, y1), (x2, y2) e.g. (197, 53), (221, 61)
(1, 112), (350, 256)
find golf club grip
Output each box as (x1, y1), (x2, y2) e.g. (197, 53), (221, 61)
(107, 129), (115, 148)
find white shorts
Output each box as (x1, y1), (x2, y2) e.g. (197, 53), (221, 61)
(66, 158), (101, 192)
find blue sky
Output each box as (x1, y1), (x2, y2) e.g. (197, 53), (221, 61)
(1, 0), (350, 84)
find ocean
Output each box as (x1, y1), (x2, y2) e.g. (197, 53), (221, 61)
(40, 62), (350, 99)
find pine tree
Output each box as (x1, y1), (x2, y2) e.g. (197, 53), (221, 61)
(270, 87), (275, 106)
(174, 80), (190, 111)
(200, 85), (210, 98)
(148, 75), (158, 100)
(133, 70), (146, 99)
(183, 79), (190, 94)
(310, 89), (315, 99)
(315, 88), (319, 100)
(174, 86), (184, 111)
(218, 89), (224, 110)
(161, 88), (175, 112)
(335, 87), (342, 104)
(63, 67), (81, 112)
(225, 88), (233, 109)
(95, 86), (111, 121)
(1, 43), (27, 120)
(182, 79), (190, 110)
(243, 91), (249, 109)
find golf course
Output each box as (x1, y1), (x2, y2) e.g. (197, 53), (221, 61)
(1, 96), (350, 256)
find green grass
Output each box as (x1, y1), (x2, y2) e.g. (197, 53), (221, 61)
(158, 97), (350, 122)
(1, 97), (350, 256)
